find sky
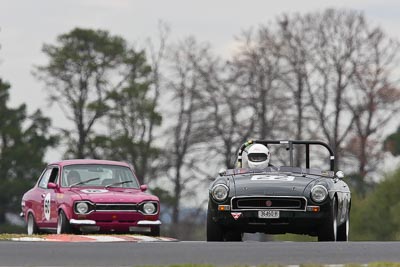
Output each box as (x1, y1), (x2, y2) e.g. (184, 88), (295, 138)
(1, 0), (400, 160)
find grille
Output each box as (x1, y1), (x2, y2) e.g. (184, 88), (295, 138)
(95, 203), (138, 212)
(231, 197), (306, 211)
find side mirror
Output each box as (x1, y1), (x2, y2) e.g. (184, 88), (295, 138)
(47, 182), (58, 190)
(218, 168), (226, 176)
(140, 185), (148, 192)
(336, 171), (345, 179)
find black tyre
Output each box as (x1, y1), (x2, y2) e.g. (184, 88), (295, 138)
(337, 212), (349, 241)
(149, 225), (160, 237)
(318, 197), (337, 242)
(206, 209), (224, 241)
(57, 210), (71, 234)
(27, 213), (40, 235)
(224, 230), (243, 242)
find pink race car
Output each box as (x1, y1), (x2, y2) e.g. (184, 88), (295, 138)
(21, 159), (161, 236)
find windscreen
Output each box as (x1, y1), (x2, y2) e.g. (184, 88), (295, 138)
(61, 164), (139, 188)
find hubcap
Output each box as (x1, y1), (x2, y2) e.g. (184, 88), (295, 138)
(57, 214), (62, 234)
(333, 215), (337, 241)
(27, 215), (33, 235)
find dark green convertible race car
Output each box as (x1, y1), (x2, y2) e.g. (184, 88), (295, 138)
(207, 140), (351, 242)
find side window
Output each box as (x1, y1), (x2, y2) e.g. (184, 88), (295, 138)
(38, 169), (52, 189)
(49, 168), (59, 184)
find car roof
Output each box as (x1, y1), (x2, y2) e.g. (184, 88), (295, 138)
(48, 159), (131, 168)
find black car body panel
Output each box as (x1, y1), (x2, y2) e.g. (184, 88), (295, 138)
(207, 140), (351, 241)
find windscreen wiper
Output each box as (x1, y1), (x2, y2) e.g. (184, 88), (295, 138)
(69, 177), (100, 187)
(105, 180), (134, 188)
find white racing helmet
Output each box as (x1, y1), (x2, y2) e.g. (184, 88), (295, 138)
(247, 144), (270, 169)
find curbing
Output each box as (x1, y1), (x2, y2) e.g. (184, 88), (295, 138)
(10, 234), (177, 242)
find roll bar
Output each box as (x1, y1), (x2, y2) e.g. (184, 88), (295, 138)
(237, 140), (335, 171)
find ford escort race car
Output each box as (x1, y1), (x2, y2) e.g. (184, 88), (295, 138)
(207, 140), (351, 242)
(21, 159), (161, 235)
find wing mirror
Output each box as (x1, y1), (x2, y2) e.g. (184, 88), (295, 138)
(336, 171), (345, 179)
(140, 185), (148, 192)
(47, 182), (59, 190)
(218, 168), (226, 176)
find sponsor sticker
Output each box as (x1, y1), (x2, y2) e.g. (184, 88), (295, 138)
(80, 189), (109, 194)
(251, 175), (295, 181)
(231, 212), (242, 220)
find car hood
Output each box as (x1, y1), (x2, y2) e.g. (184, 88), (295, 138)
(232, 173), (317, 197)
(68, 187), (158, 203)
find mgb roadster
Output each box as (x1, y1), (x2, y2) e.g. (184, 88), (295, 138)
(207, 140), (351, 242)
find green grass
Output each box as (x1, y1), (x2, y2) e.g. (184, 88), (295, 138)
(0, 233), (35, 240)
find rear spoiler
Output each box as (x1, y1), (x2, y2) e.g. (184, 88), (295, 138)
(237, 140), (335, 171)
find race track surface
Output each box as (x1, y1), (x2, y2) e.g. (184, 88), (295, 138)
(1, 241), (400, 266)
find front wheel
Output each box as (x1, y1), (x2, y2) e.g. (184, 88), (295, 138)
(337, 213), (349, 241)
(318, 197), (337, 242)
(149, 225), (160, 237)
(27, 213), (40, 235)
(207, 209), (224, 241)
(224, 230), (243, 241)
(57, 210), (71, 234)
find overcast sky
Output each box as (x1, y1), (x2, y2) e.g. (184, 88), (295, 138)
(1, 0), (400, 160)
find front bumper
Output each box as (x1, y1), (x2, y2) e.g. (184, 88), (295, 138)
(213, 209), (325, 235)
(210, 197), (332, 236)
(69, 211), (161, 233)
(70, 219), (162, 225)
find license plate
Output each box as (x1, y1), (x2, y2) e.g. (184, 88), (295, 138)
(258, 210), (280, 219)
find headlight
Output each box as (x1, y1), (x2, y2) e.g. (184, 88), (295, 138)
(211, 184), (229, 202)
(76, 202), (89, 214)
(143, 202), (156, 214)
(310, 185), (328, 203)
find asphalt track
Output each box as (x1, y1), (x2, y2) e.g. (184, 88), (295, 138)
(1, 241), (400, 266)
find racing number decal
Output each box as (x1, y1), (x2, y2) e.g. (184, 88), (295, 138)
(44, 193), (51, 221)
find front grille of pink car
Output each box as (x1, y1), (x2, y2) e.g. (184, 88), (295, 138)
(95, 203), (138, 212)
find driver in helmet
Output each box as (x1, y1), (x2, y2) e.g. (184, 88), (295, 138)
(247, 143), (271, 169)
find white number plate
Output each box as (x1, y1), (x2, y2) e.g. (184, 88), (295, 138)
(258, 210), (280, 219)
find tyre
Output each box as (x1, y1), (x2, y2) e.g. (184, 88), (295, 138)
(224, 230), (243, 242)
(57, 210), (71, 234)
(27, 213), (40, 235)
(206, 208), (224, 241)
(149, 225), (160, 237)
(337, 212), (349, 241)
(318, 197), (337, 242)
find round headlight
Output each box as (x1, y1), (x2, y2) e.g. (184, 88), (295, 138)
(76, 202), (89, 214)
(211, 184), (229, 201)
(143, 202), (156, 214)
(311, 185), (328, 203)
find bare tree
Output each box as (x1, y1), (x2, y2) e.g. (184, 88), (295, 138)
(231, 28), (290, 140)
(272, 13), (317, 165)
(189, 50), (254, 168)
(305, 9), (367, 168)
(163, 37), (211, 237)
(346, 26), (400, 179)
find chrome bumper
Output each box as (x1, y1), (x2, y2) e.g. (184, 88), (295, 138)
(69, 219), (162, 225)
